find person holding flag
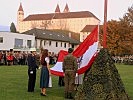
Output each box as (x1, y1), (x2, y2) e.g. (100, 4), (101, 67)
(75, 57), (83, 90)
(50, 25), (98, 76)
(62, 48), (78, 99)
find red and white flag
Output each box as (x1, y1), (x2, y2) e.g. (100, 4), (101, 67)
(50, 26), (99, 76)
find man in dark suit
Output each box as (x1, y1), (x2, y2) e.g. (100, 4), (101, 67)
(27, 48), (38, 92)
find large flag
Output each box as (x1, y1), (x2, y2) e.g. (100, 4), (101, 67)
(50, 26), (99, 76)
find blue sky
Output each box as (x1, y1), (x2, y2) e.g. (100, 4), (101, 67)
(0, 26), (10, 31)
(0, 0), (132, 26)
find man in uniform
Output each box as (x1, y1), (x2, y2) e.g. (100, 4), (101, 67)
(27, 48), (38, 92)
(63, 48), (78, 99)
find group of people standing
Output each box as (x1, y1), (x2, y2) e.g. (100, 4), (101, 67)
(0, 49), (14, 66)
(27, 47), (82, 99)
(0, 50), (57, 66)
(0, 50), (28, 66)
(27, 48), (51, 96)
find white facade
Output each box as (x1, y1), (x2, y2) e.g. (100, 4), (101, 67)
(80, 32), (91, 42)
(36, 39), (75, 54)
(0, 32), (35, 51)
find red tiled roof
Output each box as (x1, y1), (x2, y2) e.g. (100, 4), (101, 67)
(23, 11), (99, 21)
(81, 25), (97, 32)
(55, 4), (60, 13)
(24, 14), (54, 21)
(18, 3), (23, 11)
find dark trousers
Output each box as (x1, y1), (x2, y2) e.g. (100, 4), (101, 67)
(28, 70), (36, 92)
(64, 71), (76, 99)
(58, 76), (64, 86)
(64, 71), (75, 93)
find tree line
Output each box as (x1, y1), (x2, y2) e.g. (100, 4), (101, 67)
(99, 5), (133, 56)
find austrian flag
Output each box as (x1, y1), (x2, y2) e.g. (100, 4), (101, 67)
(50, 26), (99, 76)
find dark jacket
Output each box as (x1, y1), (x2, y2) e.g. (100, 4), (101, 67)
(63, 54), (78, 73)
(27, 54), (38, 70)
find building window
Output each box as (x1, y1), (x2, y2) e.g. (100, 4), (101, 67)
(27, 40), (31, 48)
(35, 40), (37, 48)
(68, 43), (70, 47)
(40, 40), (43, 48)
(15, 38), (23, 48)
(72, 44), (74, 48)
(56, 42), (58, 47)
(0, 37), (3, 43)
(49, 41), (51, 46)
(64, 43), (66, 48)
(61, 42), (62, 47)
(83, 34), (85, 41)
(44, 40), (46, 46)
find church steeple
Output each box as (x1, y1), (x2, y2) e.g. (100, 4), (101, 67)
(17, 3), (24, 32)
(55, 4), (60, 13)
(63, 3), (70, 13)
(17, 3), (24, 22)
(18, 3), (23, 11)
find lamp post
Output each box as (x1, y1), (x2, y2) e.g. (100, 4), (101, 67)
(103, 0), (108, 48)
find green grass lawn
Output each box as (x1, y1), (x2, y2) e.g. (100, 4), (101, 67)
(116, 64), (133, 100)
(0, 64), (133, 100)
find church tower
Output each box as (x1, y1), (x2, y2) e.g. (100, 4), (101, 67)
(17, 3), (24, 32)
(55, 4), (60, 13)
(63, 3), (70, 13)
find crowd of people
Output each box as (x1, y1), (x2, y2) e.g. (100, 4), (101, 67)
(1, 48), (132, 99)
(0, 48), (82, 99)
(112, 55), (133, 65)
(27, 47), (82, 99)
(0, 50), (57, 66)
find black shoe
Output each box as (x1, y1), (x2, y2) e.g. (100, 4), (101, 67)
(28, 90), (34, 92)
(68, 93), (73, 99)
(69, 96), (73, 99)
(65, 92), (68, 98)
(40, 93), (47, 96)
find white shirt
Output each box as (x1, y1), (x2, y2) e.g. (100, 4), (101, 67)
(45, 57), (50, 64)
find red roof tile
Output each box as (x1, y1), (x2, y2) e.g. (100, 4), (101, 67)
(23, 11), (99, 21)
(81, 25), (97, 32)
(24, 13), (54, 21)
